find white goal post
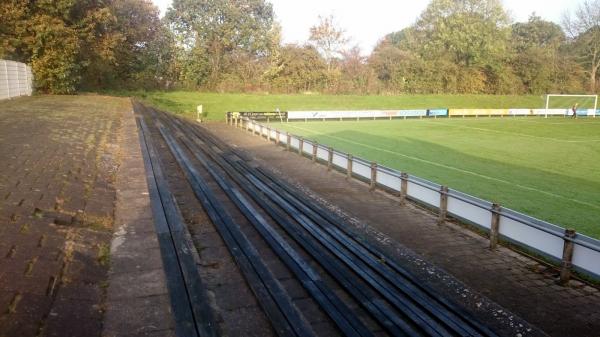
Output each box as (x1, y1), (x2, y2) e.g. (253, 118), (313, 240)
(545, 94), (598, 118)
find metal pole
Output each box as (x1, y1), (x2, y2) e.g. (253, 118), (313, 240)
(327, 147), (333, 171)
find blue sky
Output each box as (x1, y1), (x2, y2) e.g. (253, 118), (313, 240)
(151, 0), (583, 53)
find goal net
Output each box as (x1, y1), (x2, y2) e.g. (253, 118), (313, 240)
(545, 94), (598, 118)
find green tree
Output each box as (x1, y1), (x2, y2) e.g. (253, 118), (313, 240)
(266, 44), (328, 93)
(167, 0), (276, 87)
(414, 0), (511, 67)
(564, 0), (600, 92)
(308, 15), (349, 71)
(0, 0), (169, 93)
(511, 15), (566, 93)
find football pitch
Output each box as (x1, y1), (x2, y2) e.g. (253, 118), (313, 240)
(268, 117), (600, 239)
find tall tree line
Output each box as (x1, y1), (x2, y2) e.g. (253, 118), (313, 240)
(2, 0), (600, 95)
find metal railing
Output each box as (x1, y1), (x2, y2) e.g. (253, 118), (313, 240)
(232, 116), (600, 283)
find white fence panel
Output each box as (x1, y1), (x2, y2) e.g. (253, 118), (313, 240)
(509, 109), (531, 115)
(499, 215), (564, 259)
(352, 159), (371, 180)
(280, 132), (289, 144)
(573, 244), (600, 276)
(377, 170), (401, 191)
(0, 60), (33, 100)
(332, 153), (347, 169)
(316, 146), (328, 161)
(447, 196), (492, 229)
(303, 141), (314, 156)
(407, 181), (440, 208)
(290, 136), (300, 149)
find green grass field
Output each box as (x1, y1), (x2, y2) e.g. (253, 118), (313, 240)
(268, 118), (600, 239)
(138, 91), (546, 121)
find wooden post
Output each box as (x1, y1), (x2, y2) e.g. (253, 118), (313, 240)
(327, 147), (333, 171)
(559, 229), (576, 285)
(312, 142), (318, 162)
(286, 134), (291, 151)
(400, 173), (408, 205)
(299, 137), (304, 156)
(438, 186), (449, 224)
(267, 127), (271, 142)
(347, 154), (353, 179)
(489, 203), (501, 250)
(370, 162), (377, 191)
(276, 130), (280, 146)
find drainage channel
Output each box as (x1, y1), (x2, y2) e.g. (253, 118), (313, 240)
(136, 101), (500, 337)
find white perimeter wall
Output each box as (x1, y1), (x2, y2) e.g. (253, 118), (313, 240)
(0, 60), (33, 100)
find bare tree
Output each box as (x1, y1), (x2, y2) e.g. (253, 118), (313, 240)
(308, 15), (349, 71)
(564, 0), (600, 92)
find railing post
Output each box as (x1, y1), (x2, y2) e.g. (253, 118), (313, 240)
(346, 154), (353, 179)
(299, 137), (304, 156)
(260, 125), (264, 139)
(559, 229), (576, 285)
(327, 147), (333, 171)
(312, 142), (318, 163)
(370, 162), (377, 191)
(276, 130), (280, 146)
(267, 127), (271, 142)
(489, 203), (501, 250)
(286, 134), (291, 151)
(438, 186), (449, 224)
(400, 173), (408, 205)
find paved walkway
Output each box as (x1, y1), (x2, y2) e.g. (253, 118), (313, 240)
(207, 122), (600, 337)
(0, 96), (176, 337)
(0, 96), (123, 336)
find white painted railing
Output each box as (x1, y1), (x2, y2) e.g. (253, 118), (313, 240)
(237, 117), (600, 283)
